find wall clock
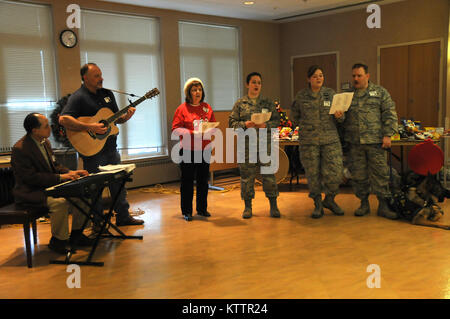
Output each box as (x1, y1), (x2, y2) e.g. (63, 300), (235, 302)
(60, 29), (77, 48)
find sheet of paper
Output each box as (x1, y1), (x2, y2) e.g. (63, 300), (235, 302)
(199, 121), (220, 133)
(0, 156), (10, 165)
(329, 92), (354, 114)
(251, 112), (272, 125)
(99, 163), (136, 173)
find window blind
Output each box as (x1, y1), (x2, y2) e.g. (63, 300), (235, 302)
(80, 10), (166, 160)
(179, 21), (241, 111)
(0, 0), (57, 151)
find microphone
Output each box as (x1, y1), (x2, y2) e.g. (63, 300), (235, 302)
(105, 88), (138, 98)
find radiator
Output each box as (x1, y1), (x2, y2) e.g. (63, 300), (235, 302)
(125, 159), (180, 189)
(0, 168), (15, 206)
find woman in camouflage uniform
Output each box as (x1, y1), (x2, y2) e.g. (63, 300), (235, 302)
(291, 65), (344, 219)
(229, 72), (281, 219)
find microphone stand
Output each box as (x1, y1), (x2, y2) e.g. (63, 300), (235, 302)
(105, 88), (139, 98)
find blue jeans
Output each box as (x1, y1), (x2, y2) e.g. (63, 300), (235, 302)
(82, 149), (130, 220)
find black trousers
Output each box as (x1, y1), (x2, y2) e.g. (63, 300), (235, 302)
(179, 149), (210, 215)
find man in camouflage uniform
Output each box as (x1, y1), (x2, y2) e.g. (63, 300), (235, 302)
(291, 66), (344, 218)
(229, 72), (281, 219)
(339, 63), (398, 219)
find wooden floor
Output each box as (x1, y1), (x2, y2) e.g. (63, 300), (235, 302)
(1, 175), (450, 299)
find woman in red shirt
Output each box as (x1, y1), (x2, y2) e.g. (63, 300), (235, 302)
(172, 78), (216, 221)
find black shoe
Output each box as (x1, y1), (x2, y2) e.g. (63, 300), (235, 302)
(48, 237), (70, 255)
(116, 216), (144, 226)
(184, 214), (193, 221)
(242, 207), (252, 219)
(70, 230), (95, 247)
(197, 211), (211, 217)
(91, 223), (104, 234)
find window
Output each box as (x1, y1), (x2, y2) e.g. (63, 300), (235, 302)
(80, 10), (166, 161)
(179, 21), (241, 111)
(0, 1), (57, 151)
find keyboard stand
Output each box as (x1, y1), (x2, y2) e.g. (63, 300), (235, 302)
(49, 171), (143, 267)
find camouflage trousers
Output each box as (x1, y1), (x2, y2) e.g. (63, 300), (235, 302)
(299, 143), (343, 198)
(348, 143), (390, 198)
(238, 161), (279, 200)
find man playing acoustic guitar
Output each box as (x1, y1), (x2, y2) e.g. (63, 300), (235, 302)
(59, 63), (144, 226)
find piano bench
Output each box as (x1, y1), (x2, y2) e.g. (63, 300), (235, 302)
(0, 204), (49, 268)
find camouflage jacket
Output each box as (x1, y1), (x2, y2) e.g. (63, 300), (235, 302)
(290, 86), (339, 145)
(229, 95), (280, 151)
(229, 95), (280, 130)
(343, 82), (398, 145)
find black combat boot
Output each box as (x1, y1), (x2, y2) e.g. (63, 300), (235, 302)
(268, 197), (281, 218)
(376, 196), (399, 220)
(354, 196), (370, 216)
(311, 196), (324, 219)
(322, 194), (344, 216)
(243, 199), (252, 219)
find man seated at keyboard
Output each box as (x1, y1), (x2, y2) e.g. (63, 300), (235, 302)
(11, 113), (94, 254)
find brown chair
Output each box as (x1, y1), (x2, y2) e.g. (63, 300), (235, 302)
(0, 168), (49, 268)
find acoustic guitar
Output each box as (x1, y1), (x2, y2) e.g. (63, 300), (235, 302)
(66, 88), (160, 157)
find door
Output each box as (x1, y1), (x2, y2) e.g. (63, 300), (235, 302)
(380, 41), (440, 126)
(407, 41), (440, 127)
(380, 41), (441, 172)
(380, 45), (409, 122)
